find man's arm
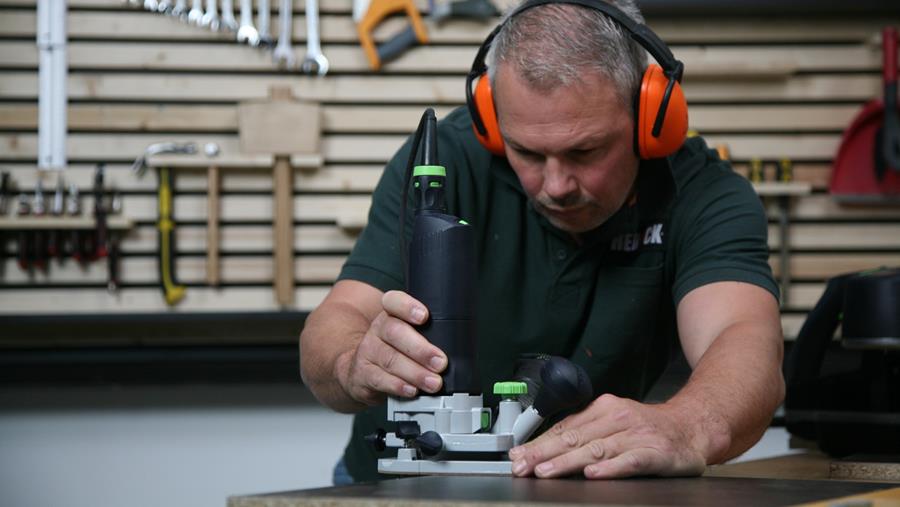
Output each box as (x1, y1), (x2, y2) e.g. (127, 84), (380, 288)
(508, 280), (784, 478)
(299, 279), (449, 413)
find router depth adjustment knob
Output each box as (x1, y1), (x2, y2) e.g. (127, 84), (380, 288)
(494, 381), (528, 399)
(415, 431), (444, 457)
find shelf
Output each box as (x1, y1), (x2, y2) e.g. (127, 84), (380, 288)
(0, 216), (133, 230)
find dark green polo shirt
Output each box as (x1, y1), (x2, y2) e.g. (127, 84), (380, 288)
(335, 107), (778, 482)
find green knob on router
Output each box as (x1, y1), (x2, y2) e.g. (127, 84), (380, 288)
(493, 381), (528, 395)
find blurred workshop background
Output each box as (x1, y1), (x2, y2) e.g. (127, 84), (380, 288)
(1, 1), (899, 506)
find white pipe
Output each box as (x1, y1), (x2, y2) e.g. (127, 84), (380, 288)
(37, 0), (67, 171)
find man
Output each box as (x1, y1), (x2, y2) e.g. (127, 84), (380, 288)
(300, 0), (784, 483)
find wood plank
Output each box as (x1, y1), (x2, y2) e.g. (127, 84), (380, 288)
(2, 10), (894, 45)
(767, 195), (900, 220)
(770, 253), (900, 279)
(0, 286), (331, 314)
(768, 224), (900, 249)
(0, 163), (383, 192)
(0, 72), (883, 103)
(0, 41), (885, 74)
(0, 103), (863, 133)
(0, 132), (854, 163)
(0, 255), (345, 284)
(118, 224), (358, 252)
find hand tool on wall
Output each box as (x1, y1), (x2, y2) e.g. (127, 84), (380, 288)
(31, 179), (47, 271)
(258, 0), (274, 46)
(188, 0), (204, 24)
(429, 0), (499, 24)
(748, 157), (764, 183)
(107, 190), (123, 293)
(47, 176), (64, 260)
(830, 27), (900, 202)
(220, 0), (239, 31)
(237, 0), (260, 45)
(354, 0), (428, 71)
(273, 0), (296, 67)
(0, 172), (9, 274)
(66, 183), (91, 265)
(132, 142), (197, 305)
(156, 166), (186, 305)
(170, 0), (189, 18)
(15, 194), (31, 271)
(238, 87), (322, 307)
(144, 0), (160, 11)
(300, 0), (329, 75)
(201, 0), (221, 30)
(92, 164), (109, 260)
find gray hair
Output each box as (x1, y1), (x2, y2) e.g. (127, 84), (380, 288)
(486, 0), (649, 109)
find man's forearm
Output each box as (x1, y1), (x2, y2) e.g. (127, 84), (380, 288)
(299, 300), (370, 413)
(665, 320), (785, 464)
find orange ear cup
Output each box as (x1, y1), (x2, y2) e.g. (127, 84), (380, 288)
(637, 63), (688, 159)
(472, 64), (688, 159)
(472, 74), (506, 156)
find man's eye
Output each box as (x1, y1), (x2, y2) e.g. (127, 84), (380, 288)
(570, 148), (595, 159)
(514, 147), (541, 160)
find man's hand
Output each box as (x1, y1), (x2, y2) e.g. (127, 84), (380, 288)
(508, 394), (709, 479)
(335, 290), (448, 407)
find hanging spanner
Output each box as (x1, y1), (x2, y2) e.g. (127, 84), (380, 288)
(257, 0), (274, 47)
(300, 0), (328, 75)
(272, 0), (296, 67)
(237, 0), (260, 45)
(200, 0), (220, 30)
(144, 0), (160, 10)
(188, 0), (204, 24)
(170, 0), (188, 18)
(220, 0), (239, 31)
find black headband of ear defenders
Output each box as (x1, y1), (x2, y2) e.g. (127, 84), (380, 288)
(466, 0), (684, 136)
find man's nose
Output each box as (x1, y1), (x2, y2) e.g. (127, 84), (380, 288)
(543, 158), (579, 204)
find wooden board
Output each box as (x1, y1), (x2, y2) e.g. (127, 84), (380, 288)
(226, 476), (893, 507)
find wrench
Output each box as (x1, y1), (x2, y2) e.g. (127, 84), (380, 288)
(171, 0), (188, 18)
(144, 0), (159, 10)
(200, 0), (220, 30)
(300, 0), (328, 75)
(157, 0), (172, 12)
(188, 0), (204, 24)
(272, 0), (295, 67)
(257, 0), (274, 47)
(220, 0), (239, 30)
(237, 0), (260, 45)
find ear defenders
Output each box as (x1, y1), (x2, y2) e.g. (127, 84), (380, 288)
(465, 0), (688, 159)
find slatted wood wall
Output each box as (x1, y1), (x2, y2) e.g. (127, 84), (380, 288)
(1, 0), (899, 344)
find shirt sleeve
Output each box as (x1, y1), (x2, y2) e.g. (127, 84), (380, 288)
(668, 143), (780, 306)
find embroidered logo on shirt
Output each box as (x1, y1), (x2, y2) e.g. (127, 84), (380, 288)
(610, 223), (664, 252)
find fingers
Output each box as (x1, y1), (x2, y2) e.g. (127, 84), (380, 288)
(382, 290), (429, 324)
(509, 394), (630, 477)
(344, 291), (448, 404)
(358, 324), (444, 396)
(584, 448), (663, 479)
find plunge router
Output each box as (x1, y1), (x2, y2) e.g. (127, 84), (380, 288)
(365, 109), (593, 476)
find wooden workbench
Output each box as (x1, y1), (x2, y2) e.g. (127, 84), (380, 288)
(229, 453), (900, 507)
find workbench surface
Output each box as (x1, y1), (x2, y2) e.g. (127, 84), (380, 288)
(228, 474), (897, 507)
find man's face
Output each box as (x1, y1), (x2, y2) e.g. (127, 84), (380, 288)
(493, 64), (640, 234)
